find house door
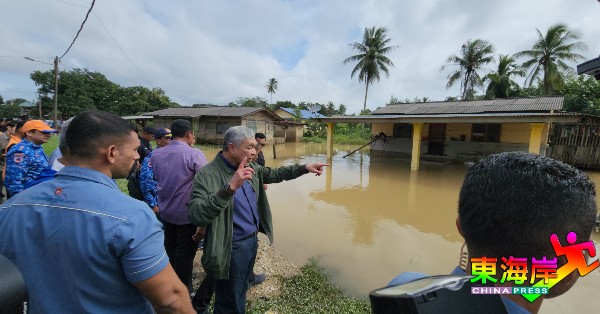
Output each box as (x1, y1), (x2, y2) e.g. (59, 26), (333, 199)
(428, 123), (446, 155)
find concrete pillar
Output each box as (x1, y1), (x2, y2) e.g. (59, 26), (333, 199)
(411, 123), (424, 171)
(326, 122), (334, 159)
(528, 123), (545, 154)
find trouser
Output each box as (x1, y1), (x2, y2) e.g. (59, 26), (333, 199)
(163, 221), (198, 292)
(192, 272), (215, 313)
(213, 234), (258, 314)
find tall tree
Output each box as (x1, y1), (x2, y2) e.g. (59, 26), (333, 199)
(483, 54), (526, 98)
(265, 78), (278, 104)
(515, 24), (587, 95)
(441, 39), (495, 100)
(343, 26), (397, 112)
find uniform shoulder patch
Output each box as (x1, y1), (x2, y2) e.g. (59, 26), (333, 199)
(13, 152), (25, 163)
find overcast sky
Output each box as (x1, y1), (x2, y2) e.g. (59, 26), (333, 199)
(1, 0), (600, 114)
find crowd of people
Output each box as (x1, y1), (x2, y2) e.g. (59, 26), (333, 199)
(0, 111), (328, 313)
(0, 111), (598, 314)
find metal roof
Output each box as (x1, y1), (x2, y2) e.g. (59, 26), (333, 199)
(318, 112), (583, 124)
(144, 107), (282, 120)
(577, 55), (600, 79)
(373, 96), (564, 115)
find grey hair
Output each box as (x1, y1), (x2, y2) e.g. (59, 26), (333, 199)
(222, 126), (254, 151)
(58, 117), (75, 154)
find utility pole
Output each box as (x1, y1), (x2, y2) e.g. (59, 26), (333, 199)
(53, 56), (59, 128)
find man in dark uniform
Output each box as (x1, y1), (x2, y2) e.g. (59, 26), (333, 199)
(127, 126), (155, 200)
(254, 133), (266, 166)
(138, 126), (155, 164)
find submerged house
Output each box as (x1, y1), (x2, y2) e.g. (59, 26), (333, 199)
(144, 106), (282, 144)
(273, 107), (325, 142)
(319, 96), (589, 170)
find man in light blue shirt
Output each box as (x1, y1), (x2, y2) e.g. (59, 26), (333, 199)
(0, 111), (194, 313)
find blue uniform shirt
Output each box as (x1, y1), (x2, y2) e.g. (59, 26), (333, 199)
(4, 139), (49, 195)
(0, 166), (168, 313)
(140, 150), (158, 208)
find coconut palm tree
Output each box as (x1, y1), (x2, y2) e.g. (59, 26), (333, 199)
(265, 78), (278, 104)
(343, 26), (397, 112)
(515, 24), (587, 95)
(483, 54), (526, 98)
(441, 39), (495, 100)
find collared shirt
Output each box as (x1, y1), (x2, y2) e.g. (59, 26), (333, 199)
(5, 139), (49, 195)
(218, 153), (259, 241)
(151, 140), (208, 225)
(0, 166), (167, 313)
(140, 150), (158, 208)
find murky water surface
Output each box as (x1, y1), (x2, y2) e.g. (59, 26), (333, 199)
(201, 143), (600, 313)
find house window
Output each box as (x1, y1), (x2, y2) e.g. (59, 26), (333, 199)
(393, 123), (412, 138)
(471, 124), (501, 142)
(247, 120), (257, 132)
(216, 121), (229, 134)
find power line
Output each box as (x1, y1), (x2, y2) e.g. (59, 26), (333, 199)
(92, 12), (153, 86)
(59, 0), (96, 59)
(56, 0), (152, 86)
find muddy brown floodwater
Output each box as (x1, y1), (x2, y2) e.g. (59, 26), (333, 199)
(198, 142), (600, 313)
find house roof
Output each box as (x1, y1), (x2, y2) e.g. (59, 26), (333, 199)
(144, 106), (283, 121)
(19, 101), (36, 108)
(577, 55), (600, 79)
(318, 112), (583, 124)
(372, 96), (564, 115)
(277, 107), (325, 119)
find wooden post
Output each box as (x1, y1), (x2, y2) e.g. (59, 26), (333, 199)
(272, 142), (277, 159)
(528, 123), (545, 155)
(326, 122), (334, 159)
(411, 123), (424, 171)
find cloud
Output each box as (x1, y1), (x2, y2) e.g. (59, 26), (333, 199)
(1, 0), (599, 114)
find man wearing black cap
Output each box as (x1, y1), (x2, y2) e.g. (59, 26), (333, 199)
(138, 126), (156, 164)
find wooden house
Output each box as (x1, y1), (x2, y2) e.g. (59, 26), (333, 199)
(144, 106), (282, 144)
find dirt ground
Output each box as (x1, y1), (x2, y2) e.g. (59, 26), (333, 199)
(192, 234), (300, 301)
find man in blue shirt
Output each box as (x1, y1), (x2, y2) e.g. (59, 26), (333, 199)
(4, 120), (56, 198)
(0, 110), (194, 313)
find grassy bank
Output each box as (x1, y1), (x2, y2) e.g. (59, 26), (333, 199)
(247, 258), (370, 314)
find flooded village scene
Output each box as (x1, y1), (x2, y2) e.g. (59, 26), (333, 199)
(2, 1), (600, 313)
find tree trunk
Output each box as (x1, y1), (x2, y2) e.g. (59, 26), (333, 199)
(363, 80), (369, 112)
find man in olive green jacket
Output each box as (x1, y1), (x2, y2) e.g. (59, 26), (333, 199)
(188, 126), (327, 314)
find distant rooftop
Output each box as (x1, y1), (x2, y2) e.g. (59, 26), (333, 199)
(144, 106), (282, 120)
(277, 107), (325, 119)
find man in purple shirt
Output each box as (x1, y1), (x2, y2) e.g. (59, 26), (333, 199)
(151, 119), (208, 292)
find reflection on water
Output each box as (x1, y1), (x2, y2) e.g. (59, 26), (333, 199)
(200, 143), (600, 313)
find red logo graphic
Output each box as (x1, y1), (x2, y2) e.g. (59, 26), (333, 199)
(55, 188), (63, 196)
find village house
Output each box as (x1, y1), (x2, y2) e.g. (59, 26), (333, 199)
(273, 107), (325, 142)
(318, 96), (595, 170)
(144, 106), (282, 144)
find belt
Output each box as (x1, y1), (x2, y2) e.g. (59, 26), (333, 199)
(235, 230), (258, 242)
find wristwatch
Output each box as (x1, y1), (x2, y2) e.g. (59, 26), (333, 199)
(223, 183), (235, 195)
